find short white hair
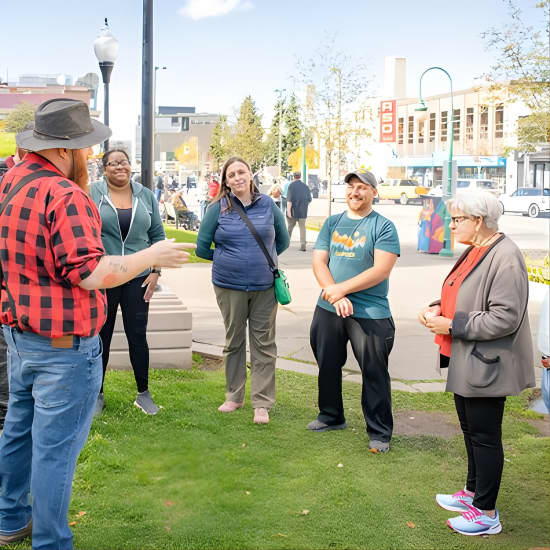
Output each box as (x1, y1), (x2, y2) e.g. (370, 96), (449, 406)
(446, 191), (501, 230)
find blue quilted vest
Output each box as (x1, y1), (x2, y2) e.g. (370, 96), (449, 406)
(212, 194), (276, 291)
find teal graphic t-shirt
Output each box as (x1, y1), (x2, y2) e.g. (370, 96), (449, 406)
(314, 210), (400, 319)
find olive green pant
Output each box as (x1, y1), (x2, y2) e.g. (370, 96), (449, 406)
(214, 285), (278, 409)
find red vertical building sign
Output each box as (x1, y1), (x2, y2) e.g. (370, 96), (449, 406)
(379, 100), (396, 143)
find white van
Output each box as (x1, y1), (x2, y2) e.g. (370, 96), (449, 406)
(456, 179), (500, 196)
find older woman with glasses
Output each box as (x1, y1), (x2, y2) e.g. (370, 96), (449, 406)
(418, 191), (535, 537)
(90, 149), (166, 416)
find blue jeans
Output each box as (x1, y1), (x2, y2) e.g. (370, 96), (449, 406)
(0, 326), (102, 550)
(542, 367), (550, 414)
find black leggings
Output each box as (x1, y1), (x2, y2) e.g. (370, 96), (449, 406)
(454, 393), (506, 510)
(99, 276), (150, 393)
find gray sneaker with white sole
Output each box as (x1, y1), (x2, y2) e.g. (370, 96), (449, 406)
(134, 390), (159, 415)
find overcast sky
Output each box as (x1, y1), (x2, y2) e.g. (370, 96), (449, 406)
(1, 0), (542, 142)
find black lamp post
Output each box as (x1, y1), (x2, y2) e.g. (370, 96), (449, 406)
(94, 18), (119, 152)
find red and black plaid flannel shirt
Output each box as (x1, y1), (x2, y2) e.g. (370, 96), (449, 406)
(0, 153), (107, 337)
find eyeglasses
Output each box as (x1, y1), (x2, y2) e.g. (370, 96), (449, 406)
(105, 159), (130, 168)
(450, 216), (474, 225)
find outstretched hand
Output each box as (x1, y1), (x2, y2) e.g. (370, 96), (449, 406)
(150, 239), (195, 268)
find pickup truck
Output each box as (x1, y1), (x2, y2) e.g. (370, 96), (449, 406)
(377, 179), (428, 205)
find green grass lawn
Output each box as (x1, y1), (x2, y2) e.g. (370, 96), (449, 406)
(13, 360), (549, 550)
(163, 225), (209, 263)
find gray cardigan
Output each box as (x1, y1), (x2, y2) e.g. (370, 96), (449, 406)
(440, 235), (535, 397)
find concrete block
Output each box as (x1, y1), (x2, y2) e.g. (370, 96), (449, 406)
(108, 285), (192, 371)
(110, 330), (192, 351)
(114, 309), (192, 332)
(107, 348), (192, 370)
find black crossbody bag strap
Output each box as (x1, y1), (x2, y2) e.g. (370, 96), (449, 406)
(232, 203), (277, 273)
(0, 169), (62, 323)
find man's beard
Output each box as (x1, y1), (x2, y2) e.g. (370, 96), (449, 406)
(70, 150), (89, 192)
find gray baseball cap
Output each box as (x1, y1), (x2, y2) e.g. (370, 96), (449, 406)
(344, 170), (377, 188)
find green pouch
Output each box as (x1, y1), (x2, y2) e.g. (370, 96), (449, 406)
(274, 268), (291, 305)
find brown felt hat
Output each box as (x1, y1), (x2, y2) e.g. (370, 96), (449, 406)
(16, 98), (111, 151)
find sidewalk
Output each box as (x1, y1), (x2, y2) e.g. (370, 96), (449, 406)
(163, 223), (547, 394)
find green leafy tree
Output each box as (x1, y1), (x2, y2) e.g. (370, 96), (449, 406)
(282, 94), (302, 174)
(3, 102), (35, 133)
(232, 96), (265, 172)
(481, 0), (550, 151)
(209, 115), (232, 171)
(265, 95), (302, 175)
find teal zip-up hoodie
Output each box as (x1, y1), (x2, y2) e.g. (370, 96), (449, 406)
(90, 178), (165, 277)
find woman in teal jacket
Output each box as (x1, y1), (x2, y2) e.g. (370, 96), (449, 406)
(90, 149), (165, 416)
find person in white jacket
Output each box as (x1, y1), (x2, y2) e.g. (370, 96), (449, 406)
(539, 287), (550, 413)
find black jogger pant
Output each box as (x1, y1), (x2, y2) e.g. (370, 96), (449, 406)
(454, 393), (506, 510)
(310, 306), (395, 442)
(99, 275), (150, 393)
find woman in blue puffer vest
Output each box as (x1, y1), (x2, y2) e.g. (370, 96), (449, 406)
(196, 157), (289, 424)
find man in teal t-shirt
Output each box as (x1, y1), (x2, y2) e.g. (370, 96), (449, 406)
(307, 170), (400, 454)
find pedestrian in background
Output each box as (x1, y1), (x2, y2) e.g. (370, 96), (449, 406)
(196, 157), (289, 424)
(419, 191), (535, 537)
(307, 170), (399, 455)
(91, 149), (166, 416)
(268, 182), (283, 209)
(286, 171), (311, 251)
(155, 171), (164, 201)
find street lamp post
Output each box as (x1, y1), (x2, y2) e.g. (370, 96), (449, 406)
(93, 18), (119, 152)
(153, 65), (166, 173)
(415, 66), (455, 257)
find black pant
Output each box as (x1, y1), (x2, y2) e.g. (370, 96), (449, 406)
(99, 276), (150, 393)
(454, 394), (506, 510)
(310, 306), (395, 442)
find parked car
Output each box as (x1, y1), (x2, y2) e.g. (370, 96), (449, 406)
(456, 178), (500, 196)
(499, 187), (549, 218)
(377, 178), (427, 205)
(427, 185), (443, 196)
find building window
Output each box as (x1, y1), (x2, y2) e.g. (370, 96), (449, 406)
(440, 111), (448, 142)
(418, 120), (424, 144)
(495, 104), (504, 138)
(398, 117), (404, 144)
(466, 107), (474, 140)
(171, 116), (179, 127)
(429, 113), (436, 142)
(181, 117), (190, 131)
(479, 105), (488, 139)
(453, 109), (460, 141)
(408, 116), (414, 144)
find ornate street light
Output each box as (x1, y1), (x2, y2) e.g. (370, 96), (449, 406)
(94, 18), (119, 152)
(415, 66), (455, 257)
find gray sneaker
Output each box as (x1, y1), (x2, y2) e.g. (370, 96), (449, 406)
(0, 520), (32, 545)
(93, 392), (104, 417)
(369, 440), (390, 454)
(134, 390), (159, 415)
(307, 419), (347, 432)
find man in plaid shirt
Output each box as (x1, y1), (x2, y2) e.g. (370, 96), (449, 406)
(0, 99), (193, 550)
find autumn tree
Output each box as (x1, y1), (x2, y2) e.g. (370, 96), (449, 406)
(3, 102), (35, 133)
(295, 35), (375, 182)
(481, 0), (550, 151)
(232, 96), (265, 172)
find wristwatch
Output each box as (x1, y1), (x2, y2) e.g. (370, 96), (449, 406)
(151, 268), (162, 276)
(448, 321), (453, 335)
